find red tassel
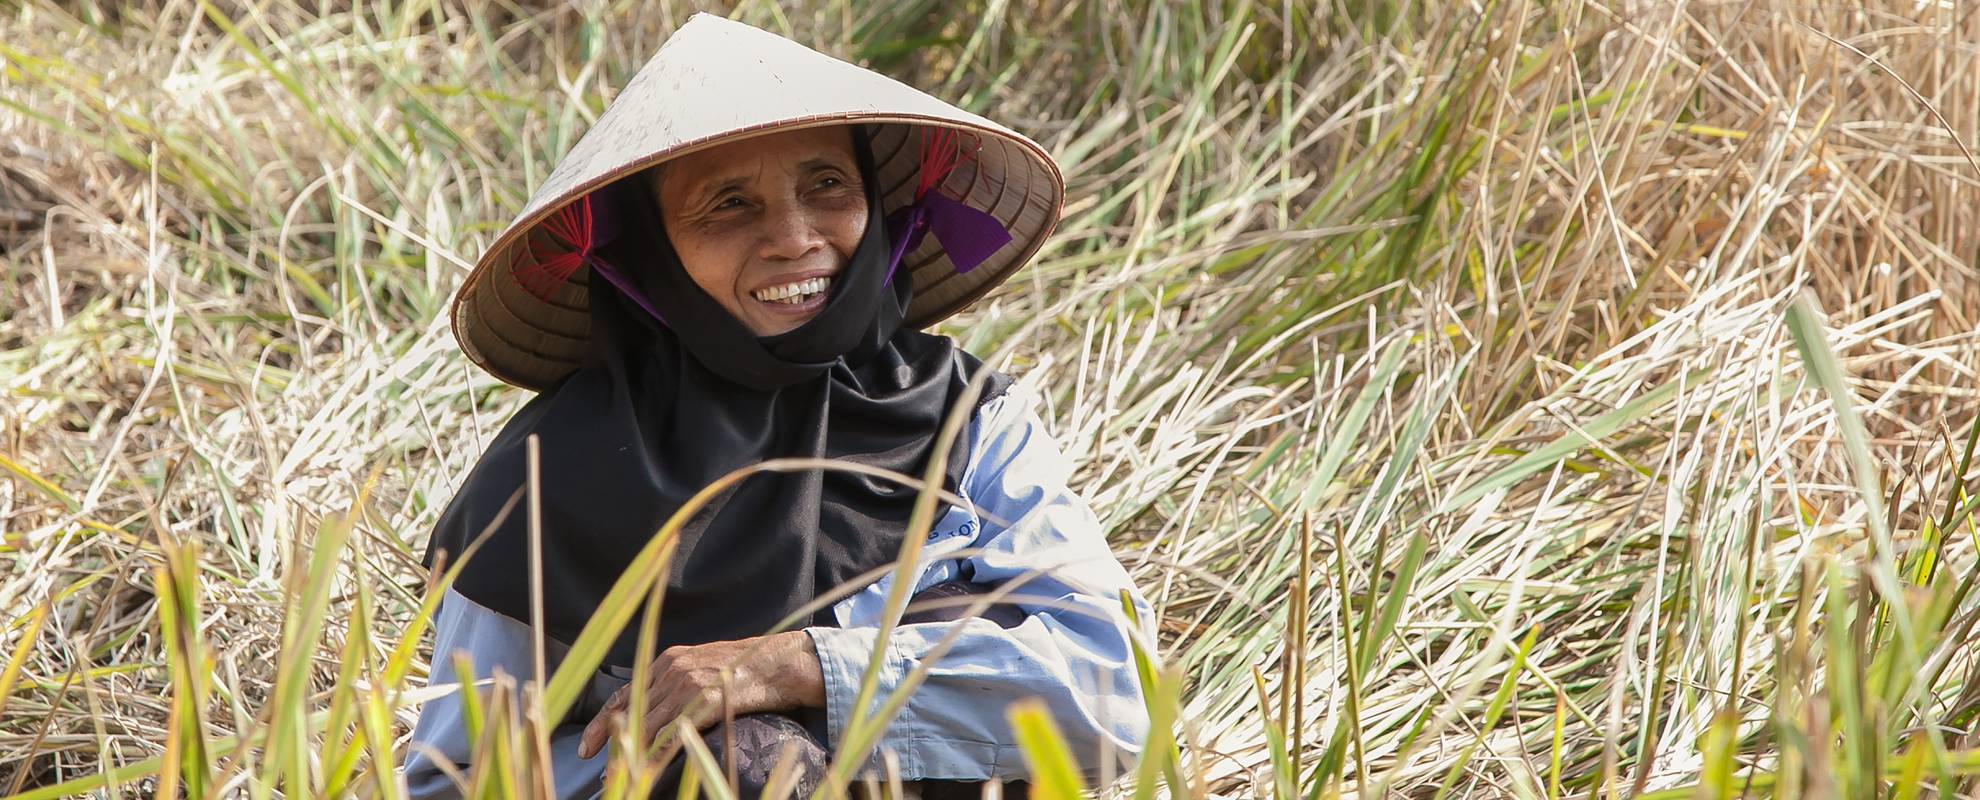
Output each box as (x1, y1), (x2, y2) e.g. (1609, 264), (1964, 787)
(915, 128), (978, 201)
(513, 196), (596, 301)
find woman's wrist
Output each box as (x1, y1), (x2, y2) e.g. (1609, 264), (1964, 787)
(763, 629), (827, 710)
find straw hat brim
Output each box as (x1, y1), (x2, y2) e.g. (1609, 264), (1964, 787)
(450, 18), (1064, 392)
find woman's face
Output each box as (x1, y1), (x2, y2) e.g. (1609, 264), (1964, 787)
(650, 126), (869, 337)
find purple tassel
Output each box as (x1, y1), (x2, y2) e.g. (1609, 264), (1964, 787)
(884, 194), (1012, 285)
(883, 129), (1014, 286)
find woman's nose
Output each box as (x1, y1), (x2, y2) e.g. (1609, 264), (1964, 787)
(758, 201), (828, 261)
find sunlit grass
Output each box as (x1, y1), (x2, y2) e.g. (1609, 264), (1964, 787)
(4, 0), (1980, 797)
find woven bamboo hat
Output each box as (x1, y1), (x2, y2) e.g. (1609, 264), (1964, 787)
(452, 13), (1065, 391)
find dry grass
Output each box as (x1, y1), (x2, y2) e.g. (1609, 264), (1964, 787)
(4, 0), (1980, 797)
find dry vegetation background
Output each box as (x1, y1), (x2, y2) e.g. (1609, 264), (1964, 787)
(4, 0), (1980, 797)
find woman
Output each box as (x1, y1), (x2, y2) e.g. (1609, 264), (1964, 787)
(402, 14), (1150, 799)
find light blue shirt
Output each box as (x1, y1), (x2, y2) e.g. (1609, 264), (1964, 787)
(401, 385), (1153, 797)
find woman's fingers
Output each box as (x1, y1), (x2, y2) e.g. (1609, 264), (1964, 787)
(579, 681), (679, 760)
(578, 710), (612, 759)
(581, 639), (761, 759)
(578, 686), (630, 759)
(682, 687), (727, 730)
(638, 684), (724, 748)
(578, 711), (609, 759)
(645, 687), (691, 739)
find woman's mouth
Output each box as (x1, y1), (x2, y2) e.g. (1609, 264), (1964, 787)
(750, 275), (834, 311)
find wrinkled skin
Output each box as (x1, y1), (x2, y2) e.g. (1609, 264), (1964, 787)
(647, 126), (868, 337)
(576, 628), (824, 760)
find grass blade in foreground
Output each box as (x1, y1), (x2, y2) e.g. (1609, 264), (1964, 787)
(1008, 700), (1089, 800)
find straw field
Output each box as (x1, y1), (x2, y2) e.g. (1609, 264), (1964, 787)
(4, 0), (1980, 797)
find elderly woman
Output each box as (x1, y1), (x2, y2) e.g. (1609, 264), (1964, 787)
(400, 14), (1150, 799)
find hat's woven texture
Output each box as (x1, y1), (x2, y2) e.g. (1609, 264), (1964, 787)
(453, 14), (1065, 391)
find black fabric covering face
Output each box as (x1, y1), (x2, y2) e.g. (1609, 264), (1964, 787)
(424, 127), (1012, 669)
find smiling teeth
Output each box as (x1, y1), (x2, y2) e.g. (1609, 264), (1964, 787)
(752, 276), (832, 304)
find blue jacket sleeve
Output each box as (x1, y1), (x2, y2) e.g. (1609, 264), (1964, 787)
(400, 590), (622, 800)
(804, 386), (1155, 782)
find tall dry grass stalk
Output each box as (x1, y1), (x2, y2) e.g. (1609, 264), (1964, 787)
(3, 0), (1979, 796)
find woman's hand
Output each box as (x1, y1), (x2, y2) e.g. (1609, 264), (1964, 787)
(576, 631), (825, 759)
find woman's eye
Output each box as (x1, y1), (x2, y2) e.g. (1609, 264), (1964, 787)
(713, 196), (744, 210)
(817, 177), (842, 189)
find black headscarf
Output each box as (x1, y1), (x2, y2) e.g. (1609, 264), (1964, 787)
(424, 127), (1011, 669)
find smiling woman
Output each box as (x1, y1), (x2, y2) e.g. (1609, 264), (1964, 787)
(401, 12), (1150, 800)
(649, 128), (870, 337)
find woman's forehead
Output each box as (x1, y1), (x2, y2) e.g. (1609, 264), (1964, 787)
(656, 126), (858, 199)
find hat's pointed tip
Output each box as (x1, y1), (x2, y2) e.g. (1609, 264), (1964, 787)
(680, 12), (758, 35)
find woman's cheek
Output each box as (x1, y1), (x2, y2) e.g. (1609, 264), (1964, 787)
(824, 201), (866, 252)
(678, 225), (750, 280)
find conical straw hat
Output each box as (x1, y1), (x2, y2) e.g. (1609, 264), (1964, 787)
(452, 13), (1065, 391)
